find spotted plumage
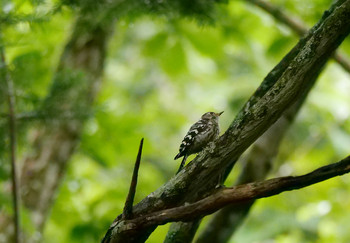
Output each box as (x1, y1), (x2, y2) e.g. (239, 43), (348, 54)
(174, 111), (223, 173)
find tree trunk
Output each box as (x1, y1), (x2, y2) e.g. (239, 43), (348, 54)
(0, 14), (115, 242)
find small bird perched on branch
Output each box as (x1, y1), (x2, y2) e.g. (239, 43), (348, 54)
(174, 111), (224, 173)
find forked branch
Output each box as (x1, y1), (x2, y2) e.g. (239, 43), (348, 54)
(118, 156), (350, 232)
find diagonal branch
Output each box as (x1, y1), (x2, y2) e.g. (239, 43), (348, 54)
(118, 156), (350, 231)
(103, 1), (350, 242)
(123, 138), (144, 219)
(196, 97), (306, 243)
(246, 0), (350, 74)
(166, 1), (350, 240)
(190, 62), (320, 243)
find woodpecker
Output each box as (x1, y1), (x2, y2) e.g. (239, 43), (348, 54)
(174, 111), (224, 173)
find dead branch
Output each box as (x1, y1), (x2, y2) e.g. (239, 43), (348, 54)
(123, 138), (144, 219)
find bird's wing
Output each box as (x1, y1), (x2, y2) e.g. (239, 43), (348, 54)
(178, 120), (208, 154)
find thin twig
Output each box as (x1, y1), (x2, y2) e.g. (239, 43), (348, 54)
(123, 138), (144, 219)
(1, 42), (21, 242)
(246, 0), (350, 74)
(0, 111), (41, 120)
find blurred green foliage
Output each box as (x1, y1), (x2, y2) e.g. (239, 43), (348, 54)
(1, 0), (350, 242)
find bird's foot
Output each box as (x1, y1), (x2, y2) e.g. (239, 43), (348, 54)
(215, 183), (226, 189)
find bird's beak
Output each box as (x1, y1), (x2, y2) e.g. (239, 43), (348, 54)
(216, 111), (224, 116)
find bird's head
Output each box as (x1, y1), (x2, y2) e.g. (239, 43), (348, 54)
(201, 111), (224, 121)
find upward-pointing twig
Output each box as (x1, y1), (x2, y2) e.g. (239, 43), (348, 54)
(123, 138), (144, 220)
(1, 39), (21, 242)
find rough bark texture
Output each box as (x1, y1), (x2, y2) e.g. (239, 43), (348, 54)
(103, 1), (350, 242)
(0, 15), (115, 242)
(163, 0), (349, 241)
(165, 45), (322, 243)
(195, 90), (312, 243)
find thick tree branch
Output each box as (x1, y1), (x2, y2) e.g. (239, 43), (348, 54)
(104, 1), (350, 242)
(0, 35), (21, 243)
(123, 138), (144, 219)
(194, 2), (350, 240)
(196, 90), (312, 243)
(164, 0), (331, 238)
(117, 156), (350, 231)
(247, 0), (350, 74)
(166, 71), (320, 242)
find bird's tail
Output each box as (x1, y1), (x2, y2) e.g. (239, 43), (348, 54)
(174, 152), (182, 160)
(176, 154), (188, 174)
